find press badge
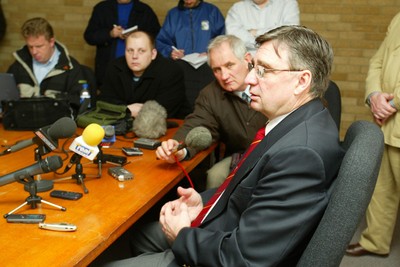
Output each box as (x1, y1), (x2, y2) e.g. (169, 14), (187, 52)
(201, 20), (209, 31)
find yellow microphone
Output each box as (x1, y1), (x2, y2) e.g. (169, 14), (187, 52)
(69, 123), (105, 160)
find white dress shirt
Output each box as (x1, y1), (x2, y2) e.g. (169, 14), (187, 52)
(226, 0), (300, 52)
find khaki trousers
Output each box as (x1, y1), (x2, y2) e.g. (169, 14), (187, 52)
(360, 144), (400, 254)
(206, 156), (232, 189)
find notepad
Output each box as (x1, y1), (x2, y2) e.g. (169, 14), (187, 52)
(181, 53), (208, 69)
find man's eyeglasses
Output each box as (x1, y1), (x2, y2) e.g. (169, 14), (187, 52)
(254, 65), (303, 79)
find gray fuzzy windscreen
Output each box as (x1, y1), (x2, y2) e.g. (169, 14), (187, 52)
(133, 100), (167, 138)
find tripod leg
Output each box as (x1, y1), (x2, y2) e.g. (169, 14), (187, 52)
(53, 176), (73, 182)
(77, 176), (89, 194)
(3, 201), (29, 218)
(97, 159), (102, 177)
(41, 199), (67, 211)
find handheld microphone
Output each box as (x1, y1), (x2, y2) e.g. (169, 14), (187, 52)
(0, 155), (63, 187)
(5, 117), (77, 153)
(177, 126), (213, 151)
(100, 125), (116, 147)
(69, 123), (105, 160)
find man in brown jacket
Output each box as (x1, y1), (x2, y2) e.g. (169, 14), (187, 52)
(156, 35), (267, 189)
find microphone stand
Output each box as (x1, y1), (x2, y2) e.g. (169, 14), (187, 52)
(54, 154), (89, 194)
(28, 145), (54, 193)
(71, 155), (89, 194)
(4, 173), (66, 218)
(93, 145), (104, 177)
(54, 145), (125, 193)
(92, 145), (127, 176)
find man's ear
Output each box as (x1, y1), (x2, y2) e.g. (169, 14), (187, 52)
(244, 52), (253, 70)
(294, 70), (312, 95)
(151, 48), (157, 60)
(49, 37), (56, 48)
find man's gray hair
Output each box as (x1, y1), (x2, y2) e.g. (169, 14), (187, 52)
(256, 25), (333, 98)
(207, 35), (247, 64)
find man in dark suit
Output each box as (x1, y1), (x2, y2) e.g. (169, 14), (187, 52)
(104, 25), (344, 267)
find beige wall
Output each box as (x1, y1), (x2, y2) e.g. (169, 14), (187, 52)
(1, 0), (400, 138)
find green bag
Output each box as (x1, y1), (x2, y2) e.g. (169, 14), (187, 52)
(76, 101), (133, 135)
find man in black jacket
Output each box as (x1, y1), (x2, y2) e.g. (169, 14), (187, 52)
(98, 31), (187, 119)
(7, 17), (85, 115)
(84, 0), (160, 87)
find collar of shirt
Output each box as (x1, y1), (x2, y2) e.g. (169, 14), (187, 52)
(265, 112), (290, 136)
(234, 84), (251, 99)
(33, 46), (60, 85)
(250, 0), (272, 10)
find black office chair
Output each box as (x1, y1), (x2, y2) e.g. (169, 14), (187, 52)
(324, 80), (342, 131)
(175, 60), (215, 116)
(297, 120), (384, 267)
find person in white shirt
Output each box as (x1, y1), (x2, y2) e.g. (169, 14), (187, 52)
(225, 0), (300, 53)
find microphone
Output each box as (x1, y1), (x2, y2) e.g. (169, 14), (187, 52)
(133, 100), (167, 139)
(5, 117), (77, 153)
(0, 155), (63, 187)
(100, 125), (116, 147)
(177, 126), (213, 151)
(69, 123), (105, 161)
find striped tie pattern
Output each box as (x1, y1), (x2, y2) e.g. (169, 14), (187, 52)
(191, 126), (266, 227)
(242, 92), (251, 103)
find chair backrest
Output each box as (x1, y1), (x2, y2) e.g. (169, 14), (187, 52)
(297, 120), (384, 267)
(324, 80), (342, 131)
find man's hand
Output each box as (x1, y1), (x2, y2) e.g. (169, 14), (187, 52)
(369, 92), (397, 125)
(176, 187), (203, 221)
(127, 103), (143, 118)
(160, 201), (191, 244)
(110, 25), (123, 39)
(159, 187), (203, 243)
(171, 48), (185, 60)
(155, 139), (186, 163)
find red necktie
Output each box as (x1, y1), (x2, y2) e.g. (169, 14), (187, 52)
(191, 126), (266, 227)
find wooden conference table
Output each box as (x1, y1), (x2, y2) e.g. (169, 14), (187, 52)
(0, 120), (215, 267)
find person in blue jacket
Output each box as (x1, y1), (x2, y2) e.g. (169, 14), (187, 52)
(156, 0), (225, 60)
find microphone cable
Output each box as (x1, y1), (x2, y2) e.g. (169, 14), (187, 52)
(173, 154), (194, 188)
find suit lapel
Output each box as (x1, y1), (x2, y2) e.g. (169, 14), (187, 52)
(202, 99), (325, 225)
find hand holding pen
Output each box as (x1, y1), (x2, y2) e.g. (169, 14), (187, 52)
(171, 46), (185, 60)
(110, 24), (123, 39)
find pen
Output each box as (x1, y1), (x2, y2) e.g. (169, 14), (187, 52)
(171, 46), (179, 52)
(113, 24), (118, 28)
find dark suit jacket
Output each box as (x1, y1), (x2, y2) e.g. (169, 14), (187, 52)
(98, 54), (186, 118)
(172, 99), (344, 266)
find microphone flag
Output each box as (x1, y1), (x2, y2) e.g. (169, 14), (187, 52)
(69, 123), (105, 160)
